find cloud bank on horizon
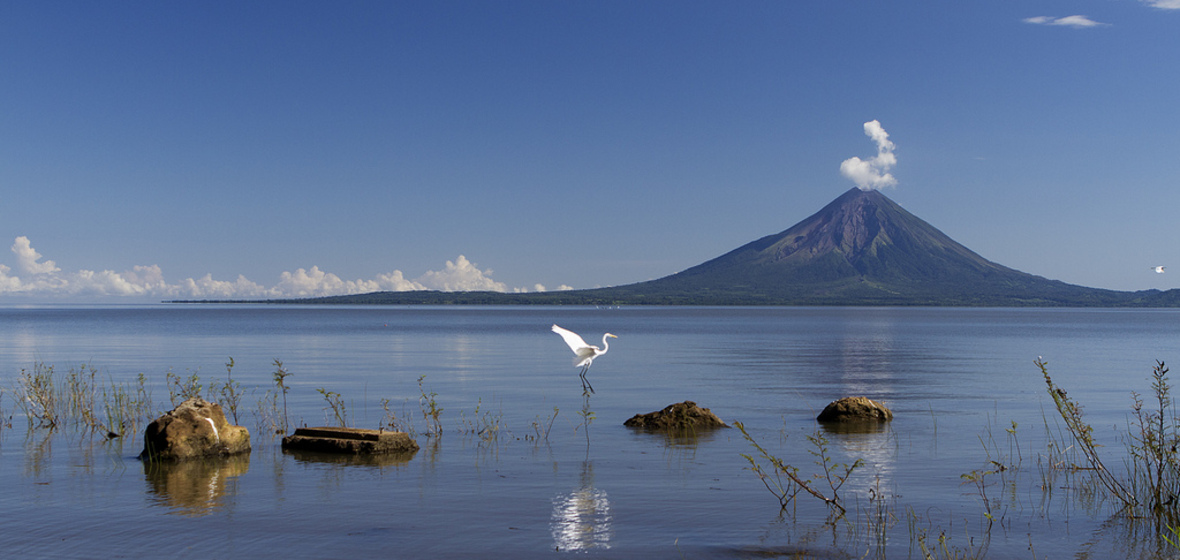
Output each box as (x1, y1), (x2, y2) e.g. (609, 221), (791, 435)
(839, 120), (897, 191)
(0, 237), (570, 300)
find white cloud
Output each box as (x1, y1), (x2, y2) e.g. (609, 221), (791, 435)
(0, 264), (22, 292)
(12, 236), (60, 275)
(1023, 15), (1108, 28)
(176, 274), (273, 299)
(373, 270), (427, 292)
(415, 255), (508, 292)
(1143, 0), (1180, 9)
(840, 120), (898, 191)
(0, 237), (547, 300)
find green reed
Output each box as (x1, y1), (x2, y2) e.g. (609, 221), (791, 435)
(1041, 357), (1180, 530)
(316, 387), (348, 427)
(417, 375), (443, 437)
(272, 359), (293, 433)
(14, 363), (59, 429)
(735, 420), (862, 516)
(214, 357), (244, 425)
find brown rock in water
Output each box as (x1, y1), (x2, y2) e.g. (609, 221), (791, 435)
(281, 427), (419, 455)
(623, 401), (727, 431)
(140, 397), (251, 461)
(816, 396), (893, 423)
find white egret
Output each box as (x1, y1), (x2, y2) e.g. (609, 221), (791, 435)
(552, 324), (617, 394)
(1154, 266), (1166, 274)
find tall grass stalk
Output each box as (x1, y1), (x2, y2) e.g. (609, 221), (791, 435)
(1038, 357), (1135, 508)
(102, 373), (153, 437)
(458, 397), (507, 443)
(15, 363), (59, 429)
(417, 375), (443, 437)
(379, 397), (402, 432)
(64, 364), (103, 432)
(215, 357), (244, 424)
(0, 387), (11, 431)
(1040, 357), (1180, 524)
(272, 359), (292, 433)
(735, 420), (862, 516)
(317, 387), (348, 427)
(529, 407), (559, 443)
(166, 368), (202, 407)
(1127, 361), (1180, 522)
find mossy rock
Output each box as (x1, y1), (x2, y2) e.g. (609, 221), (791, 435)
(624, 401), (727, 431)
(816, 396), (893, 423)
(140, 397), (251, 461)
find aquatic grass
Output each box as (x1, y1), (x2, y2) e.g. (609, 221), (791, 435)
(63, 363), (103, 432)
(735, 420), (862, 516)
(166, 368), (203, 407)
(915, 528), (989, 560)
(575, 394), (595, 447)
(1040, 356), (1180, 540)
(0, 387), (11, 431)
(6, 363), (158, 437)
(272, 359), (293, 433)
(214, 357), (244, 425)
(316, 387), (348, 427)
(14, 362), (60, 429)
(1039, 357), (1135, 508)
(253, 388), (284, 437)
(528, 406), (559, 443)
(849, 476), (898, 559)
(1126, 361), (1180, 523)
(379, 397), (402, 432)
(417, 375), (443, 437)
(458, 397), (507, 443)
(101, 373), (154, 438)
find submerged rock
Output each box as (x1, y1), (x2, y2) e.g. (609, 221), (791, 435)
(281, 427), (419, 455)
(816, 396), (893, 423)
(623, 401), (727, 431)
(140, 397), (251, 461)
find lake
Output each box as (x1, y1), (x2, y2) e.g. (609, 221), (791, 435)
(1, 305), (1179, 558)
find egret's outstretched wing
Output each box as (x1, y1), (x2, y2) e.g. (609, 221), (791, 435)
(552, 324), (589, 353)
(552, 324), (598, 366)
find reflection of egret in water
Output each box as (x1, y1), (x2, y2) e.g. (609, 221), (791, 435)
(551, 459), (613, 551)
(143, 454), (250, 517)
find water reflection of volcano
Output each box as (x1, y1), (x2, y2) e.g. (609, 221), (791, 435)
(551, 460), (612, 551)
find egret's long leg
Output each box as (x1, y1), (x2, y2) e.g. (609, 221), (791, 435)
(579, 365), (595, 394)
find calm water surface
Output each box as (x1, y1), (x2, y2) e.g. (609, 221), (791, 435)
(2, 305), (1179, 558)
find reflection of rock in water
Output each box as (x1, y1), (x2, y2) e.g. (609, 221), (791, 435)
(282, 447), (417, 468)
(143, 454), (250, 517)
(551, 460), (612, 551)
(821, 422), (895, 499)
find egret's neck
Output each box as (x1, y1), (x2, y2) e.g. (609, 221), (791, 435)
(600, 334), (611, 354)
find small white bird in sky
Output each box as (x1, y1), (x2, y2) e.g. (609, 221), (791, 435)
(552, 324), (617, 395)
(1154, 266), (1167, 274)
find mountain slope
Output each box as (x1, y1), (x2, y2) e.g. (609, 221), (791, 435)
(590, 188), (1135, 305)
(248, 188), (1177, 306)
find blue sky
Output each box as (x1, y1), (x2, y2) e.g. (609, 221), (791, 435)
(2, 1), (1177, 301)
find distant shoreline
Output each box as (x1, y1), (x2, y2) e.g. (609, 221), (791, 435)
(165, 286), (1180, 307)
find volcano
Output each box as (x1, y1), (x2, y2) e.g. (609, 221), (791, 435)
(272, 188), (1179, 306)
(574, 188), (1161, 306)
